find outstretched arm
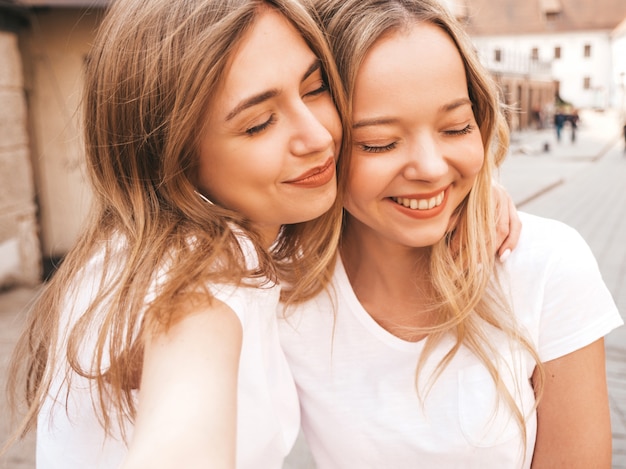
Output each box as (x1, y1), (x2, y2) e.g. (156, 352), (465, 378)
(122, 299), (243, 469)
(531, 338), (612, 469)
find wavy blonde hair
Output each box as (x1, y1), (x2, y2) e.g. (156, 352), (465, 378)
(5, 0), (349, 446)
(310, 0), (543, 451)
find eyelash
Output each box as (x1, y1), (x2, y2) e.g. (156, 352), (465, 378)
(444, 124), (474, 136)
(245, 80), (329, 136)
(246, 114), (276, 136)
(306, 80), (329, 97)
(360, 142), (397, 153)
(359, 124), (475, 153)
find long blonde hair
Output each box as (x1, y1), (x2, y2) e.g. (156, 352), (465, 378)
(6, 0), (348, 445)
(311, 0), (543, 449)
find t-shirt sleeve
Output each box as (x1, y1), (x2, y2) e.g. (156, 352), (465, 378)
(205, 229), (263, 328)
(536, 221), (623, 362)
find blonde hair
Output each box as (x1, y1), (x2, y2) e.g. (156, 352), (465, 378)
(6, 0), (348, 446)
(311, 0), (543, 451)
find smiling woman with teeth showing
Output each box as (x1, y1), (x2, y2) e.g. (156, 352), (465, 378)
(278, 0), (623, 468)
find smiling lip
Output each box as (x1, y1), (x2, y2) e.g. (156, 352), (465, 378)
(389, 186), (449, 219)
(284, 157), (335, 188)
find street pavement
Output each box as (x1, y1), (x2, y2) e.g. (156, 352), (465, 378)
(1, 109), (625, 468)
(499, 108), (626, 469)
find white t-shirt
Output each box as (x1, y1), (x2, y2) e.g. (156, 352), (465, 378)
(37, 235), (299, 469)
(279, 212), (623, 469)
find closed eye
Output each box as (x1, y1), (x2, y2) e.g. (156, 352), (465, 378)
(359, 142), (397, 153)
(246, 114), (276, 136)
(444, 124), (474, 136)
(305, 80), (329, 98)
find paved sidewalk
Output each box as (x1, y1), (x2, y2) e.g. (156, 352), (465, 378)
(501, 108), (626, 468)
(0, 288), (37, 469)
(0, 109), (624, 468)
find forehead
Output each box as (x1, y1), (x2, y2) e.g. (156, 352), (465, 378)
(212, 8), (318, 111)
(353, 23), (468, 114)
(360, 23), (463, 85)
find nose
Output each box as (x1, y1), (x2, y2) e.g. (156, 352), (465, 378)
(289, 102), (336, 157)
(402, 133), (448, 181)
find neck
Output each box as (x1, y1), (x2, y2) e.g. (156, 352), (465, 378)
(255, 225), (281, 250)
(340, 217), (437, 338)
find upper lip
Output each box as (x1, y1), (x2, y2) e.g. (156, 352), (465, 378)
(284, 157), (335, 183)
(391, 185), (449, 200)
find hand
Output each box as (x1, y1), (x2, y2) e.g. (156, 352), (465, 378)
(492, 181), (521, 262)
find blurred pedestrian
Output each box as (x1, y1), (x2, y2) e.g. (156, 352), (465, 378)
(570, 110), (579, 143)
(554, 112), (565, 141)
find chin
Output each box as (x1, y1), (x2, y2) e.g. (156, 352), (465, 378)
(403, 227), (449, 248)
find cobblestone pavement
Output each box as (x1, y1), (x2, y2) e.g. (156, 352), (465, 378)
(1, 109), (625, 468)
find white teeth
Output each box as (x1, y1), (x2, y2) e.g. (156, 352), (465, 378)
(392, 191), (444, 211)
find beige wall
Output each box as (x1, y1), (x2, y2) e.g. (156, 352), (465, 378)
(20, 8), (102, 260)
(0, 28), (40, 287)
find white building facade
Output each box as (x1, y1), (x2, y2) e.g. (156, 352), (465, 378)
(472, 30), (618, 110)
(612, 19), (626, 116)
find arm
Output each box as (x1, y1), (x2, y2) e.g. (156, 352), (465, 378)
(122, 299), (243, 469)
(492, 181), (521, 261)
(531, 338), (612, 469)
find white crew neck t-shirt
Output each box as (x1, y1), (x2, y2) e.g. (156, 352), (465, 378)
(37, 234), (299, 469)
(279, 212), (623, 469)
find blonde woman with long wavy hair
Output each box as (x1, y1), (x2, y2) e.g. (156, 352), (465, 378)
(3, 0), (351, 467)
(279, 0), (623, 467)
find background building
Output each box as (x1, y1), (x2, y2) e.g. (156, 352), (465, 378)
(461, 0), (626, 122)
(0, 0), (106, 287)
(613, 18), (626, 117)
(1, 0), (625, 287)
(0, 1), (40, 287)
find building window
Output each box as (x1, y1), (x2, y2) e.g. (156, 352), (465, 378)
(531, 47), (539, 60)
(554, 46), (561, 59)
(583, 77), (591, 89)
(545, 11), (561, 21)
(540, 0), (562, 20)
(494, 48), (502, 62)
(584, 44), (591, 57)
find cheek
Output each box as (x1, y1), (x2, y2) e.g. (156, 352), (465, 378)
(343, 164), (363, 211)
(343, 155), (385, 214)
(196, 145), (218, 193)
(461, 139), (485, 178)
(345, 155), (371, 196)
(315, 99), (343, 150)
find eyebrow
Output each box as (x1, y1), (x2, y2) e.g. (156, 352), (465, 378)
(353, 117), (398, 129)
(225, 59), (322, 122)
(353, 98), (473, 129)
(440, 98), (472, 112)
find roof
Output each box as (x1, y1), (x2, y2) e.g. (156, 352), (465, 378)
(14, 0), (110, 6)
(463, 0), (626, 35)
(613, 16), (626, 37)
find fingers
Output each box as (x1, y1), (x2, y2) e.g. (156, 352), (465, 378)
(497, 195), (522, 261)
(492, 183), (522, 262)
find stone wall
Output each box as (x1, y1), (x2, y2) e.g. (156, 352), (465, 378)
(20, 8), (98, 262)
(0, 22), (41, 288)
